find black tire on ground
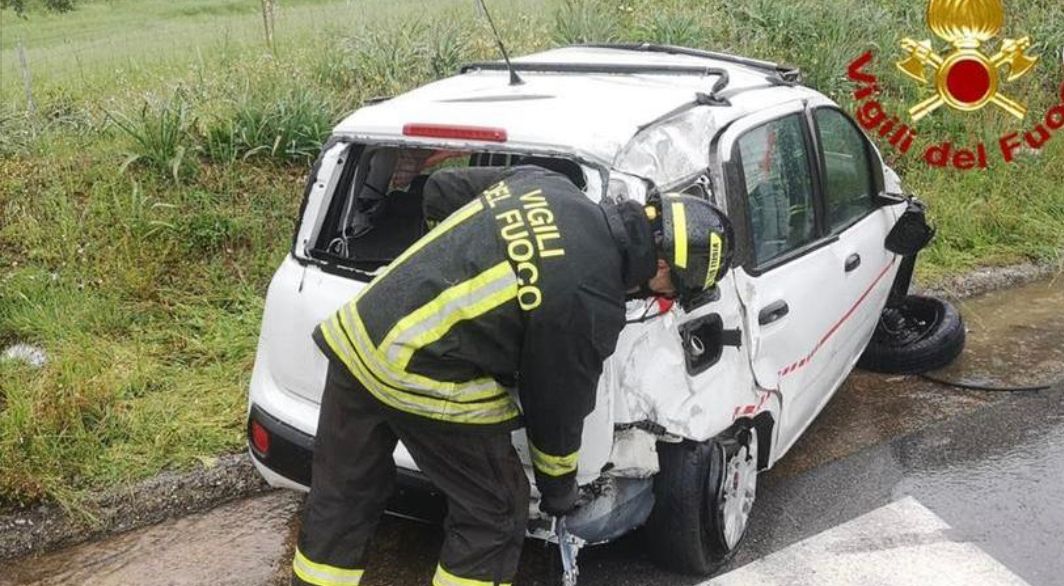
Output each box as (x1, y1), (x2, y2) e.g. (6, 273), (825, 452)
(643, 437), (742, 575)
(858, 294), (965, 374)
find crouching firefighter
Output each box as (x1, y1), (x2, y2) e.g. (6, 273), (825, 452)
(292, 164), (734, 586)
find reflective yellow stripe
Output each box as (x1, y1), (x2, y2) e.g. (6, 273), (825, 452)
(322, 320), (518, 424)
(705, 232), (723, 289)
(397, 284), (518, 369)
(292, 548), (363, 586)
(363, 199), (484, 296)
(385, 262), (518, 369)
(380, 262), (517, 367)
(321, 317), (520, 425)
(317, 197), (522, 425)
(529, 442), (579, 477)
(341, 304), (506, 403)
(671, 201), (688, 269)
(432, 563), (511, 586)
(324, 317), (517, 420)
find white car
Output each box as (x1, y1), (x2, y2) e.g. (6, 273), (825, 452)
(246, 44), (948, 574)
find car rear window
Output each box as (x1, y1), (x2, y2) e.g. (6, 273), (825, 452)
(307, 146), (587, 273)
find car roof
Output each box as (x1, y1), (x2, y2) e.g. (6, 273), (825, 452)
(333, 46), (819, 166)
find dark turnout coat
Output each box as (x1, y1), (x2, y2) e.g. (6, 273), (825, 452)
(314, 165), (656, 497)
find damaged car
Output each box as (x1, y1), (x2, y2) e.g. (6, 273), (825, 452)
(245, 44), (963, 575)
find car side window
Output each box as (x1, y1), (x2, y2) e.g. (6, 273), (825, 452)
(815, 108), (876, 232)
(737, 114), (817, 266)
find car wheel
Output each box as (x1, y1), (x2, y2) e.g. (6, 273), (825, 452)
(644, 428), (759, 575)
(858, 294), (965, 374)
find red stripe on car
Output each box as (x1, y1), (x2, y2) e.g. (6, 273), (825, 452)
(776, 257), (897, 378)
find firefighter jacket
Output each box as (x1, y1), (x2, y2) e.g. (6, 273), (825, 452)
(313, 165), (658, 498)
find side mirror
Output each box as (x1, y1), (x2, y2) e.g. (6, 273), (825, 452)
(873, 191), (908, 206)
(885, 198), (935, 256)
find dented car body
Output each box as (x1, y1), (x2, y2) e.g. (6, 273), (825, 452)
(247, 44), (909, 565)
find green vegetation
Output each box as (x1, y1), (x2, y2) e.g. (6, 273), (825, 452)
(0, 0), (76, 17)
(1, 0), (1062, 512)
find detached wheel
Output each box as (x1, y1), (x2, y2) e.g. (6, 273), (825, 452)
(858, 294), (965, 374)
(644, 429), (758, 575)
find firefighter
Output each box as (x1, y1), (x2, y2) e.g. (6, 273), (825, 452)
(292, 164), (733, 586)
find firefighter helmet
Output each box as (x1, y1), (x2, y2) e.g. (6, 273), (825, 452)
(657, 193), (735, 299)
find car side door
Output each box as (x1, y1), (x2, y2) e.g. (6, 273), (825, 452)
(807, 105), (900, 372)
(717, 102), (851, 458)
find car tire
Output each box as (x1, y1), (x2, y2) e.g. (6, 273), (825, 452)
(858, 294), (965, 374)
(644, 428), (758, 575)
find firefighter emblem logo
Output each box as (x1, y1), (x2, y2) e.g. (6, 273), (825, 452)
(896, 0), (1038, 121)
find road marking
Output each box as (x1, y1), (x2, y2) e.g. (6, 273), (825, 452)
(705, 496), (1030, 586)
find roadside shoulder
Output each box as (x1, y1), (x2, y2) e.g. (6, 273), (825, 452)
(917, 259), (1061, 300)
(0, 453), (268, 561)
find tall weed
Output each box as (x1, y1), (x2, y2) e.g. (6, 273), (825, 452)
(348, 22), (433, 95)
(108, 91), (197, 181)
(429, 22), (474, 78)
(0, 107), (35, 156)
(552, 0), (622, 45)
(311, 46), (359, 93)
(203, 85), (334, 163)
(633, 9), (706, 47)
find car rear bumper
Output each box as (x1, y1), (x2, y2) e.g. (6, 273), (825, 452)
(247, 403), (663, 542)
(247, 403), (446, 522)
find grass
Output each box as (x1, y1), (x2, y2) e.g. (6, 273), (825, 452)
(108, 91), (198, 180)
(1, 0), (1063, 513)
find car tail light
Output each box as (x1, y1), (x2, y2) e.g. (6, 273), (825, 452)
(402, 123), (508, 143)
(250, 420), (270, 455)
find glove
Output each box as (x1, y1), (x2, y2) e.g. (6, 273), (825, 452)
(538, 477), (579, 517)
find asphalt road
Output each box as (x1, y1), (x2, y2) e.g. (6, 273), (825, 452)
(4, 279), (1062, 586)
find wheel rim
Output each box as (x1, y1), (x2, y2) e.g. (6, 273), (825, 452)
(720, 431), (758, 550)
(874, 299), (944, 348)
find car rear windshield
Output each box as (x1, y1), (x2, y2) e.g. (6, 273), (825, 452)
(307, 145), (588, 273)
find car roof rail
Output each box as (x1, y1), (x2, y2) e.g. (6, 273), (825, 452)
(577, 43), (803, 85)
(460, 61), (731, 97)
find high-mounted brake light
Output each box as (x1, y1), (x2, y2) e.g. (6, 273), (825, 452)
(402, 123), (508, 143)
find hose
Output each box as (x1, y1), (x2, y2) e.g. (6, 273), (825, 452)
(919, 372), (1061, 392)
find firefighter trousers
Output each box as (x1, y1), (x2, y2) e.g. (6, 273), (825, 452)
(292, 360), (530, 586)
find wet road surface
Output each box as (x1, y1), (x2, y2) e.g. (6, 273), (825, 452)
(3, 278), (1062, 585)
(0, 491), (301, 586)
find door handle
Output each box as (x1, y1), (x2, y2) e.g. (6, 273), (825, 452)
(845, 253), (862, 273)
(758, 300), (789, 325)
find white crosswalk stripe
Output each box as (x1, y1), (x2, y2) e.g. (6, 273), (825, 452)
(705, 496), (1030, 586)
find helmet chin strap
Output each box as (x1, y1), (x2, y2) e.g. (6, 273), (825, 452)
(625, 282), (658, 301)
